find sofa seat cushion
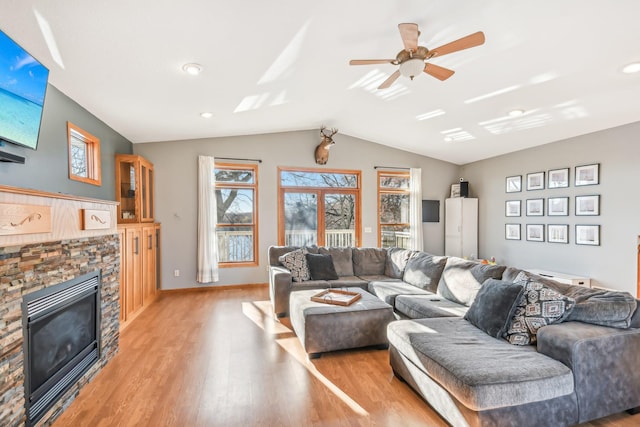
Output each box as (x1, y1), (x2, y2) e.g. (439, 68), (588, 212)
(353, 248), (387, 276)
(387, 318), (574, 411)
(327, 276), (369, 289)
(403, 252), (447, 293)
(437, 257), (506, 306)
(394, 294), (468, 319)
(290, 280), (330, 291)
(358, 275), (400, 283)
(368, 280), (429, 305)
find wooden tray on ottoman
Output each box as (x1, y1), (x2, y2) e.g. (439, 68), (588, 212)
(310, 289), (362, 306)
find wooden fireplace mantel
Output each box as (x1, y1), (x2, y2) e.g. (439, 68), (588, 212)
(0, 184), (118, 246)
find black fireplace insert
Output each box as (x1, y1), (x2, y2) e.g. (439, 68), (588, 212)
(22, 270), (101, 426)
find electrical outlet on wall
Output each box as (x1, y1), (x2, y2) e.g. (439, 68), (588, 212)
(174, 269), (180, 277)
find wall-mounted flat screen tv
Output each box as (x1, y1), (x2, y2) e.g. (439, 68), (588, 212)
(0, 28), (49, 150)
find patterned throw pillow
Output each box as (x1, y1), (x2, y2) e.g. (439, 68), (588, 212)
(504, 276), (576, 345)
(278, 248), (310, 282)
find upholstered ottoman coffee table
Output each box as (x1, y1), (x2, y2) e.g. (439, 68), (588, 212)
(289, 287), (395, 359)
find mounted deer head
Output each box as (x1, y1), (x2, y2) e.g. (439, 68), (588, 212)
(315, 126), (338, 165)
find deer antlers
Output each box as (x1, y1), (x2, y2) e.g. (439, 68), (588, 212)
(320, 126), (338, 138)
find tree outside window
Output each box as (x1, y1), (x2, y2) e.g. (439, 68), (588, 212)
(378, 171), (410, 249)
(214, 164), (258, 266)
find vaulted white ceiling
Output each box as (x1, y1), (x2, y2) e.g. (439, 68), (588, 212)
(2, 0), (640, 164)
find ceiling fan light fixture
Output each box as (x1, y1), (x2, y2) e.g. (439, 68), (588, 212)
(200, 112), (213, 118)
(399, 58), (425, 79)
(182, 63), (203, 75)
(508, 109), (525, 117)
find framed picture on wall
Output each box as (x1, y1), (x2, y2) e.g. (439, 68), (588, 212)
(576, 224), (600, 246)
(526, 198), (544, 216)
(506, 175), (522, 193)
(547, 224), (569, 243)
(547, 197), (569, 216)
(548, 168), (569, 188)
(505, 200), (521, 217)
(505, 224), (521, 240)
(526, 172), (545, 190)
(526, 224), (545, 242)
(575, 195), (600, 215)
(575, 164), (599, 186)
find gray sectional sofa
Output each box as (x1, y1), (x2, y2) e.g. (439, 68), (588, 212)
(267, 245), (640, 427)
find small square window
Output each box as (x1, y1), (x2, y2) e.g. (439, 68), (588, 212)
(68, 122), (101, 186)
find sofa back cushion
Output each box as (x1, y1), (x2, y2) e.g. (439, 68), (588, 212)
(353, 248), (387, 276)
(437, 257), (506, 306)
(318, 247), (354, 277)
(384, 248), (416, 279)
(403, 252), (447, 293)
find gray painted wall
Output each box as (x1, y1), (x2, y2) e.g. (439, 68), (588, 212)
(0, 85), (132, 200)
(460, 121), (640, 295)
(134, 130), (458, 289)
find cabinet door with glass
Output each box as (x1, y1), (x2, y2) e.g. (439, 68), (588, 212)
(115, 154), (155, 223)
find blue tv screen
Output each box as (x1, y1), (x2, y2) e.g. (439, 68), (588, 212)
(0, 29), (49, 150)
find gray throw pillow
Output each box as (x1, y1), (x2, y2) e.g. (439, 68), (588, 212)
(305, 253), (339, 280)
(464, 279), (525, 338)
(403, 252), (447, 293)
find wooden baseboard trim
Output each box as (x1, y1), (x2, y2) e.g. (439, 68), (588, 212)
(159, 283), (268, 294)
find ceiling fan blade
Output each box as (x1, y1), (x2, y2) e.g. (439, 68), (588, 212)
(398, 23), (419, 52)
(424, 63), (455, 81)
(378, 70), (401, 89)
(429, 31), (485, 58)
(349, 59), (395, 65)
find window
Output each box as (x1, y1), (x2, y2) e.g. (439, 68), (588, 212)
(215, 163), (258, 266)
(278, 167), (361, 247)
(67, 122), (101, 186)
(378, 170), (410, 249)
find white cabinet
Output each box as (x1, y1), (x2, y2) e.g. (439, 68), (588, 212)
(445, 198), (478, 258)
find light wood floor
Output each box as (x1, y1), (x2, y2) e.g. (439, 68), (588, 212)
(53, 286), (639, 427)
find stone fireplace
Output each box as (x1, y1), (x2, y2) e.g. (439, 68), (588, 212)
(0, 186), (120, 427)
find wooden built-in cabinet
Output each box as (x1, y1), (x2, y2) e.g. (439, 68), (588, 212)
(116, 153), (160, 330)
(119, 222), (160, 330)
(115, 154), (155, 223)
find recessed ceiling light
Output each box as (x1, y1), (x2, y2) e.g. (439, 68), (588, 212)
(182, 63), (203, 75)
(622, 62), (640, 74)
(200, 112), (213, 118)
(508, 109), (525, 117)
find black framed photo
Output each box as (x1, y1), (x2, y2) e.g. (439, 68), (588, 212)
(526, 224), (545, 242)
(576, 224), (600, 246)
(505, 224), (521, 240)
(548, 168), (569, 188)
(526, 172), (545, 191)
(505, 200), (521, 217)
(575, 195), (600, 216)
(547, 197), (569, 216)
(506, 175), (522, 193)
(526, 198), (544, 216)
(575, 163), (599, 186)
(547, 224), (569, 244)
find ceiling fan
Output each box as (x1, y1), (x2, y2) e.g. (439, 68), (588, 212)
(349, 23), (485, 89)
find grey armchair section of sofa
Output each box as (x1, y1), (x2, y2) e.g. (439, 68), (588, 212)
(268, 245), (640, 426)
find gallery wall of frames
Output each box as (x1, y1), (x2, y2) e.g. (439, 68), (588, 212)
(504, 163), (600, 246)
